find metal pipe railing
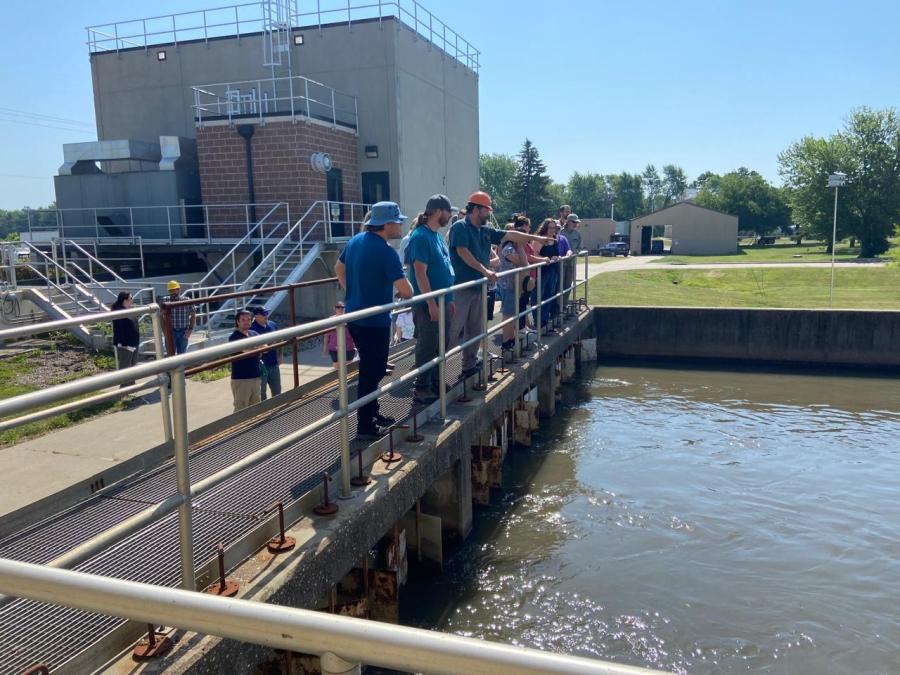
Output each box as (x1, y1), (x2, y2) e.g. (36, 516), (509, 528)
(0, 252), (591, 583)
(0, 558), (655, 674)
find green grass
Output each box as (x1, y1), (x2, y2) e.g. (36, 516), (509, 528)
(0, 347), (125, 447)
(190, 366), (231, 383)
(656, 239), (868, 265)
(588, 255), (630, 265)
(588, 266), (900, 309)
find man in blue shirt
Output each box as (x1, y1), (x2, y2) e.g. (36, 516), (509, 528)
(408, 194), (456, 404)
(335, 201), (414, 437)
(448, 191), (552, 377)
(251, 307), (281, 401)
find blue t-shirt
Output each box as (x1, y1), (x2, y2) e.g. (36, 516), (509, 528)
(448, 217), (506, 283)
(251, 318), (279, 366)
(229, 329), (260, 379)
(338, 231), (405, 327)
(407, 226), (455, 302)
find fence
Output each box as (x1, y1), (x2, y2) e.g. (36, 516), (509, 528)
(0, 252), (590, 668)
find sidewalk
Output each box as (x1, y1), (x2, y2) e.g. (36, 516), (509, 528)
(0, 353), (333, 520)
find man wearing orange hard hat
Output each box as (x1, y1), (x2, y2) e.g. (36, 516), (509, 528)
(448, 190), (553, 377)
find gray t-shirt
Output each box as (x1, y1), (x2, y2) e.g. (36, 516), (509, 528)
(448, 217), (506, 283)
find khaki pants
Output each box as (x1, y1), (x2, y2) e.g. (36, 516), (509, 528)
(231, 377), (261, 413)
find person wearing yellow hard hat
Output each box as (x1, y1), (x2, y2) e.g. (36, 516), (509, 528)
(162, 279), (196, 355)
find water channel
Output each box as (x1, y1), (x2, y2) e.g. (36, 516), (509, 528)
(402, 363), (900, 674)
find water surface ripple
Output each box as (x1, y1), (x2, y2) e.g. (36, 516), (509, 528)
(403, 366), (900, 674)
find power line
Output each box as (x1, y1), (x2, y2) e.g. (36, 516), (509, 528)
(0, 173), (53, 180)
(0, 106), (94, 128)
(0, 116), (96, 134)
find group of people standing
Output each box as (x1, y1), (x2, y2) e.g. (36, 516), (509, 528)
(336, 191), (572, 437)
(109, 192), (582, 433)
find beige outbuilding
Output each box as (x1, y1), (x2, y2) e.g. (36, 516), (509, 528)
(630, 202), (738, 255)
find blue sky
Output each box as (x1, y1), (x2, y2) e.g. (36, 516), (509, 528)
(1, 0), (898, 209)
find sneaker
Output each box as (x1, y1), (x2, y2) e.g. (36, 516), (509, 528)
(501, 340), (515, 352)
(357, 423), (389, 439)
(385, 361), (396, 371)
(413, 388), (439, 404)
(374, 413), (396, 426)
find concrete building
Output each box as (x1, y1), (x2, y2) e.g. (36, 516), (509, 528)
(86, 7), (480, 218)
(579, 218), (622, 252)
(630, 202), (738, 255)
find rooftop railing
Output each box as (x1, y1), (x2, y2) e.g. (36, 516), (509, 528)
(86, 0), (480, 71)
(191, 74), (358, 130)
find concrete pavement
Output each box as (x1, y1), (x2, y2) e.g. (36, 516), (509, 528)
(0, 354), (333, 520)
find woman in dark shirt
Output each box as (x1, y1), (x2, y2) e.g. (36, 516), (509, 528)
(536, 218), (562, 328)
(111, 292), (140, 385)
(228, 309), (261, 413)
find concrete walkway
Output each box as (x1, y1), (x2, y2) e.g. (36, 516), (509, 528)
(0, 354), (333, 520)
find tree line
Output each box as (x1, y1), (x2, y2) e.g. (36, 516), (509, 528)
(483, 107), (900, 257)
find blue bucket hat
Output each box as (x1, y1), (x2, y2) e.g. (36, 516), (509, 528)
(367, 201), (407, 228)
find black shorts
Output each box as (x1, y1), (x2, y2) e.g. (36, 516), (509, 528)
(329, 349), (357, 363)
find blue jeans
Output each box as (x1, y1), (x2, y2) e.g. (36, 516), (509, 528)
(260, 363), (282, 400)
(171, 328), (189, 355)
(540, 265), (560, 323)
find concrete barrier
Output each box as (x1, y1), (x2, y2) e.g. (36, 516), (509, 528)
(593, 306), (900, 370)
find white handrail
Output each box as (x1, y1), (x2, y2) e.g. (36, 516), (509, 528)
(0, 558), (655, 674)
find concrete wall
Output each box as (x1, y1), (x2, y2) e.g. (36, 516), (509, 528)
(630, 203), (738, 255)
(89, 17), (479, 218)
(594, 306), (900, 369)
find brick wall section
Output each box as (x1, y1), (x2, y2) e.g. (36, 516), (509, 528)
(197, 120), (360, 238)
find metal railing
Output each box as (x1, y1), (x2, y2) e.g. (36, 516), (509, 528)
(192, 74), (358, 131)
(19, 202), (284, 245)
(0, 557), (654, 674)
(86, 0), (480, 72)
(0, 251), (589, 572)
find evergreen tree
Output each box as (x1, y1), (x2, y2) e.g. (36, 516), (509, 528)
(512, 139), (555, 222)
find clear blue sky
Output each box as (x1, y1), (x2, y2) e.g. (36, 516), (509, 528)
(1, 0), (898, 209)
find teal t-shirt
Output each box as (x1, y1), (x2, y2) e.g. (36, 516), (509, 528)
(448, 217), (506, 283)
(407, 226), (455, 302)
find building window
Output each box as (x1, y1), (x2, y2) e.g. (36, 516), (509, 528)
(361, 171), (390, 205)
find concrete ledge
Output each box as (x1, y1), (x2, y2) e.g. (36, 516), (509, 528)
(110, 310), (593, 674)
(594, 306), (900, 370)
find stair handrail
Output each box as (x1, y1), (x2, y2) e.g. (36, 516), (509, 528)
(21, 266), (104, 317)
(192, 202), (287, 291)
(63, 239), (128, 283)
(19, 242), (108, 311)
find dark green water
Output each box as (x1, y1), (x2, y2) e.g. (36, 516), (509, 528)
(402, 364), (900, 674)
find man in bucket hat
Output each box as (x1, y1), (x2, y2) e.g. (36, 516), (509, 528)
(335, 201), (414, 438)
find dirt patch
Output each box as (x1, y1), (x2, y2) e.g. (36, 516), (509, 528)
(6, 343), (108, 389)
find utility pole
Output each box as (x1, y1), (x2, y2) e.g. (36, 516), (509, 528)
(827, 172), (847, 306)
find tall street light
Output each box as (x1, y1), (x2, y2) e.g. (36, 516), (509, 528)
(827, 172), (847, 306)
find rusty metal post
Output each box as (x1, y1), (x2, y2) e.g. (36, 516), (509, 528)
(313, 472), (339, 516)
(405, 414), (423, 443)
(204, 544), (239, 597)
(351, 446), (371, 487)
(266, 501), (298, 550)
(132, 623), (173, 660)
(289, 285), (299, 388)
(162, 304), (176, 357)
(381, 427), (402, 465)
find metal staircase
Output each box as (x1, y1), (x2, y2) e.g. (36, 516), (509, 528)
(194, 201), (366, 332)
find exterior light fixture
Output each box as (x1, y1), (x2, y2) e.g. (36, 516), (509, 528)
(157, 50), (167, 61)
(365, 145), (378, 159)
(294, 34), (304, 45)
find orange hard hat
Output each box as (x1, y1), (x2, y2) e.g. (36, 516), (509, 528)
(467, 190), (493, 211)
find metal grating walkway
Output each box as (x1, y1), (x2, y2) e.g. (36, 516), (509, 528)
(0, 343), (465, 673)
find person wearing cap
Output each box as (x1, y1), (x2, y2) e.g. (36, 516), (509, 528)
(335, 201), (414, 438)
(251, 307), (281, 401)
(407, 194), (456, 404)
(562, 213), (582, 309)
(162, 279), (196, 355)
(448, 191), (552, 377)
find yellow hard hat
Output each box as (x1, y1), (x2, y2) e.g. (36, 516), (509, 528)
(167, 280), (181, 291)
